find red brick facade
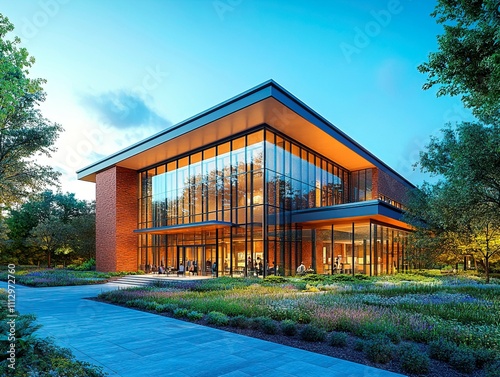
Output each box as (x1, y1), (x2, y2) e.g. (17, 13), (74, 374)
(372, 168), (409, 205)
(96, 166), (138, 272)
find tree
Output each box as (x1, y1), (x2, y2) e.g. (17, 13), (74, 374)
(2, 191), (96, 267)
(0, 14), (63, 210)
(418, 0), (500, 123)
(456, 199), (500, 282)
(414, 2), (500, 281)
(407, 122), (500, 282)
(28, 216), (73, 268)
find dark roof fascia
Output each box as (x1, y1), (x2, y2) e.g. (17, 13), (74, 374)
(290, 200), (405, 224)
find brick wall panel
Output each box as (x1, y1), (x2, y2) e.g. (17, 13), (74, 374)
(95, 166), (137, 272)
(375, 168), (409, 204)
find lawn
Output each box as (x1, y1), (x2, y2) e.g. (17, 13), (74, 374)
(98, 273), (500, 377)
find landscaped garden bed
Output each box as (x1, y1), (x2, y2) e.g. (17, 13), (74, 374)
(97, 273), (500, 377)
(0, 268), (131, 287)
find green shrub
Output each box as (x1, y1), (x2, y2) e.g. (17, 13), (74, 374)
(74, 258), (96, 271)
(353, 339), (365, 351)
(485, 359), (500, 377)
(228, 315), (251, 329)
(281, 320), (298, 336)
(383, 329), (401, 344)
(474, 348), (498, 369)
(428, 339), (455, 362)
(449, 348), (476, 374)
(257, 317), (279, 334)
(263, 275), (288, 284)
(364, 337), (394, 364)
(0, 313), (40, 359)
(329, 274), (355, 282)
(354, 274), (372, 281)
(301, 274), (328, 283)
(251, 316), (278, 334)
(399, 343), (430, 375)
(299, 324), (326, 342)
(158, 303), (177, 313)
(206, 311), (229, 326)
(186, 311), (203, 320)
(173, 308), (189, 318)
(328, 332), (348, 347)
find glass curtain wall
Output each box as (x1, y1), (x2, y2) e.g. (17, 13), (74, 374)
(137, 125), (407, 276)
(308, 222), (408, 276)
(264, 130), (352, 275)
(138, 129), (264, 276)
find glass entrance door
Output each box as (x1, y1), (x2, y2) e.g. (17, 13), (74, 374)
(177, 245), (216, 276)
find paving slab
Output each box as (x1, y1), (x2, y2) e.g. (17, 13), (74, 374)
(0, 281), (406, 377)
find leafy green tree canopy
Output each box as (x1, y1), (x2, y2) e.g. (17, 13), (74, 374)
(419, 122), (500, 212)
(408, 122), (500, 282)
(418, 0), (500, 123)
(0, 14), (63, 209)
(3, 191), (95, 267)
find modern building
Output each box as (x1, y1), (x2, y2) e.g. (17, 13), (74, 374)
(77, 80), (413, 277)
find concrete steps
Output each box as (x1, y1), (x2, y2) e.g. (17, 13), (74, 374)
(111, 275), (165, 287)
(111, 274), (212, 287)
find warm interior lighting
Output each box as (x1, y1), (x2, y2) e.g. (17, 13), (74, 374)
(253, 195), (263, 204)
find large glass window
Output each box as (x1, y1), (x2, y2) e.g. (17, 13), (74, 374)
(264, 129), (349, 211)
(137, 126), (405, 277)
(351, 169), (373, 202)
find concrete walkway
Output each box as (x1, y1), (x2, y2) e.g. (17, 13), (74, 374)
(1, 281), (405, 377)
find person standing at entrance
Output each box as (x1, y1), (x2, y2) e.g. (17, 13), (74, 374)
(247, 257), (254, 276)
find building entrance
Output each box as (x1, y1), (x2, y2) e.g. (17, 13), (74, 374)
(177, 245), (216, 276)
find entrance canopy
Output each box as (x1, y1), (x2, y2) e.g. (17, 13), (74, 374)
(133, 221), (234, 235)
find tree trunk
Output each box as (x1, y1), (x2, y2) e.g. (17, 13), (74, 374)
(47, 250), (51, 268)
(485, 256), (490, 284)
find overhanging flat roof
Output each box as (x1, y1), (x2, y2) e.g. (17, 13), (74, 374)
(77, 80), (414, 190)
(291, 200), (411, 230)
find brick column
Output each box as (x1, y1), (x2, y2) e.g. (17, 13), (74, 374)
(96, 166), (138, 272)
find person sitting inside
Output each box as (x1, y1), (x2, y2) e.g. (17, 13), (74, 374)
(158, 265), (165, 274)
(177, 264), (185, 276)
(267, 261), (275, 275)
(296, 261), (306, 275)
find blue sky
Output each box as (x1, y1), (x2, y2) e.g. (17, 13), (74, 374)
(3, 0), (473, 200)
